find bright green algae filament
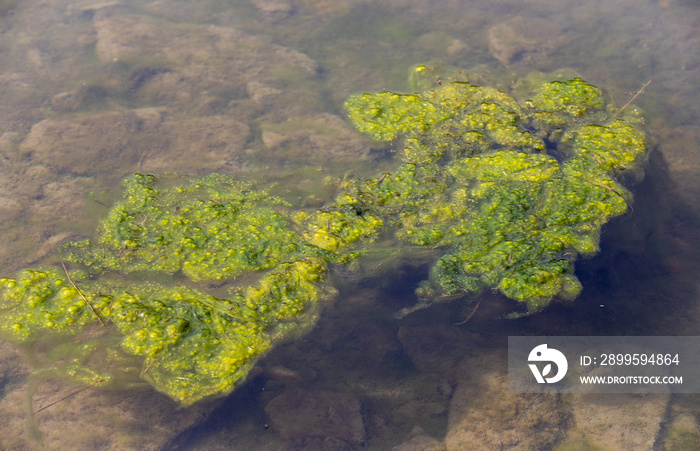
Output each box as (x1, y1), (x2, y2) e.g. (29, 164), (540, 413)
(0, 70), (649, 405)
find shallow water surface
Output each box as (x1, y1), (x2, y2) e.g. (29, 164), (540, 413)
(1, 0), (700, 449)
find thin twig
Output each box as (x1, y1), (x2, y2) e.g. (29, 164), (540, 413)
(33, 385), (91, 414)
(610, 79), (652, 121)
(61, 261), (105, 327)
(455, 295), (482, 326)
(141, 358), (155, 376)
(582, 178), (633, 212)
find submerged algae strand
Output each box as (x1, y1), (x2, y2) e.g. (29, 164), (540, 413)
(0, 68), (649, 404)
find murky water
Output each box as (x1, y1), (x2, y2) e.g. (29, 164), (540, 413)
(1, 0), (700, 449)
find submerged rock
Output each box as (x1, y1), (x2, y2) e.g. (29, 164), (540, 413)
(259, 113), (371, 163)
(20, 111), (144, 174)
(657, 125), (700, 212)
(663, 412), (700, 450)
(19, 109), (251, 175)
(264, 387), (365, 446)
(92, 10), (318, 109)
(488, 17), (572, 69)
(560, 392), (670, 450)
(137, 114), (251, 174)
(445, 351), (569, 450)
(0, 378), (221, 450)
(393, 432), (446, 451)
(252, 0), (296, 23)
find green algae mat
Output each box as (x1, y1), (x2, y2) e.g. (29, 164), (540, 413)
(0, 68), (649, 405)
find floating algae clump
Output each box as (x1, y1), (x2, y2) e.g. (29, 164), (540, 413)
(0, 68), (649, 404)
(343, 67), (649, 311)
(0, 173), (370, 405)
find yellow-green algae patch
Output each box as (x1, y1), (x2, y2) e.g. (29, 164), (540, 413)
(0, 174), (347, 405)
(528, 77), (606, 117)
(343, 71), (648, 312)
(0, 70), (650, 405)
(1, 262), (334, 404)
(60, 173), (318, 282)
